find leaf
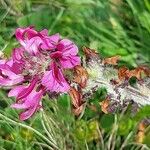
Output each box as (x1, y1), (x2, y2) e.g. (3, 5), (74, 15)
(118, 118), (133, 135)
(0, 51), (5, 59)
(134, 106), (150, 121)
(17, 9), (55, 30)
(86, 120), (99, 142)
(3, 41), (15, 57)
(74, 120), (99, 142)
(74, 65), (89, 88)
(100, 114), (115, 130)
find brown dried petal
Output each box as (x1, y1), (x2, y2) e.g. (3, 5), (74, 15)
(129, 66), (150, 80)
(72, 105), (84, 116)
(74, 65), (88, 88)
(82, 46), (99, 58)
(136, 121), (147, 143)
(118, 66), (130, 81)
(117, 66), (150, 84)
(99, 98), (110, 114)
(103, 55), (121, 65)
(68, 87), (82, 108)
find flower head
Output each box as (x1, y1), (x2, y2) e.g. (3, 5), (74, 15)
(0, 26), (80, 120)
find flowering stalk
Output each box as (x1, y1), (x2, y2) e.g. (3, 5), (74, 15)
(0, 27), (149, 120)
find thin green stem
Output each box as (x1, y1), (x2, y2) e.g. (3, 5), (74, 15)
(0, 113), (59, 150)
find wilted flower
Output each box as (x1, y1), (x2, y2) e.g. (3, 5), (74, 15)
(0, 26), (80, 120)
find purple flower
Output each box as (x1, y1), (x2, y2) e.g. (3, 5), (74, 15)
(50, 39), (80, 68)
(0, 27), (80, 120)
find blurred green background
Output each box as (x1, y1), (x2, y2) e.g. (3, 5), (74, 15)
(0, 0), (150, 150)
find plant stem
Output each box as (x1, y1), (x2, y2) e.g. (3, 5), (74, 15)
(0, 113), (59, 150)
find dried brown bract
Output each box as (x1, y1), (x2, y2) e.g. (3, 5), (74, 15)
(74, 65), (88, 88)
(118, 66), (150, 82)
(103, 55), (120, 65)
(129, 66), (150, 80)
(68, 87), (84, 115)
(118, 66), (130, 82)
(136, 121), (147, 143)
(72, 105), (84, 116)
(82, 46), (99, 59)
(99, 98), (110, 114)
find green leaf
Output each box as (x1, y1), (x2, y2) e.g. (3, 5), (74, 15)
(100, 114), (115, 130)
(118, 118), (133, 135)
(134, 105), (150, 121)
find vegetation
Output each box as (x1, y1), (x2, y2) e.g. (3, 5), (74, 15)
(0, 0), (150, 149)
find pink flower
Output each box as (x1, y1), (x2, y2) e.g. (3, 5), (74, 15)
(15, 26), (60, 55)
(0, 27), (80, 120)
(50, 39), (80, 68)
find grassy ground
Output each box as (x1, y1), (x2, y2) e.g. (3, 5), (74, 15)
(0, 0), (150, 149)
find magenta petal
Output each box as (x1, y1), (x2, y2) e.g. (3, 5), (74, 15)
(8, 85), (26, 97)
(11, 89), (43, 120)
(40, 29), (48, 36)
(10, 61), (24, 74)
(60, 56), (81, 68)
(0, 60), (6, 64)
(15, 27), (37, 47)
(50, 51), (62, 59)
(6, 59), (14, 67)
(57, 39), (78, 55)
(42, 63), (70, 92)
(0, 78), (22, 86)
(47, 33), (60, 44)
(12, 47), (24, 62)
(19, 106), (37, 121)
(15, 28), (26, 45)
(17, 77), (38, 99)
(15, 27), (37, 41)
(19, 90), (43, 120)
(0, 72), (24, 86)
(41, 33), (60, 50)
(41, 70), (55, 89)
(25, 36), (42, 55)
(0, 63), (24, 86)
(11, 103), (28, 109)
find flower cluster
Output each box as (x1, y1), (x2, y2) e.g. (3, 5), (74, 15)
(0, 26), (80, 120)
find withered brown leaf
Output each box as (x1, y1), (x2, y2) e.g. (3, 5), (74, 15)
(74, 65), (88, 88)
(117, 66), (150, 83)
(73, 105), (84, 116)
(82, 46), (99, 58)
(99, 98), (110, 114)
(103, 55), (121, 65)
(129, 68), (142, 80)
(118, 66), (130, 81)
(68, 87), (84, 116)
(136, 121), (147, 143)
(68, 87), (82, 108)
(129, 66), (150, 80)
